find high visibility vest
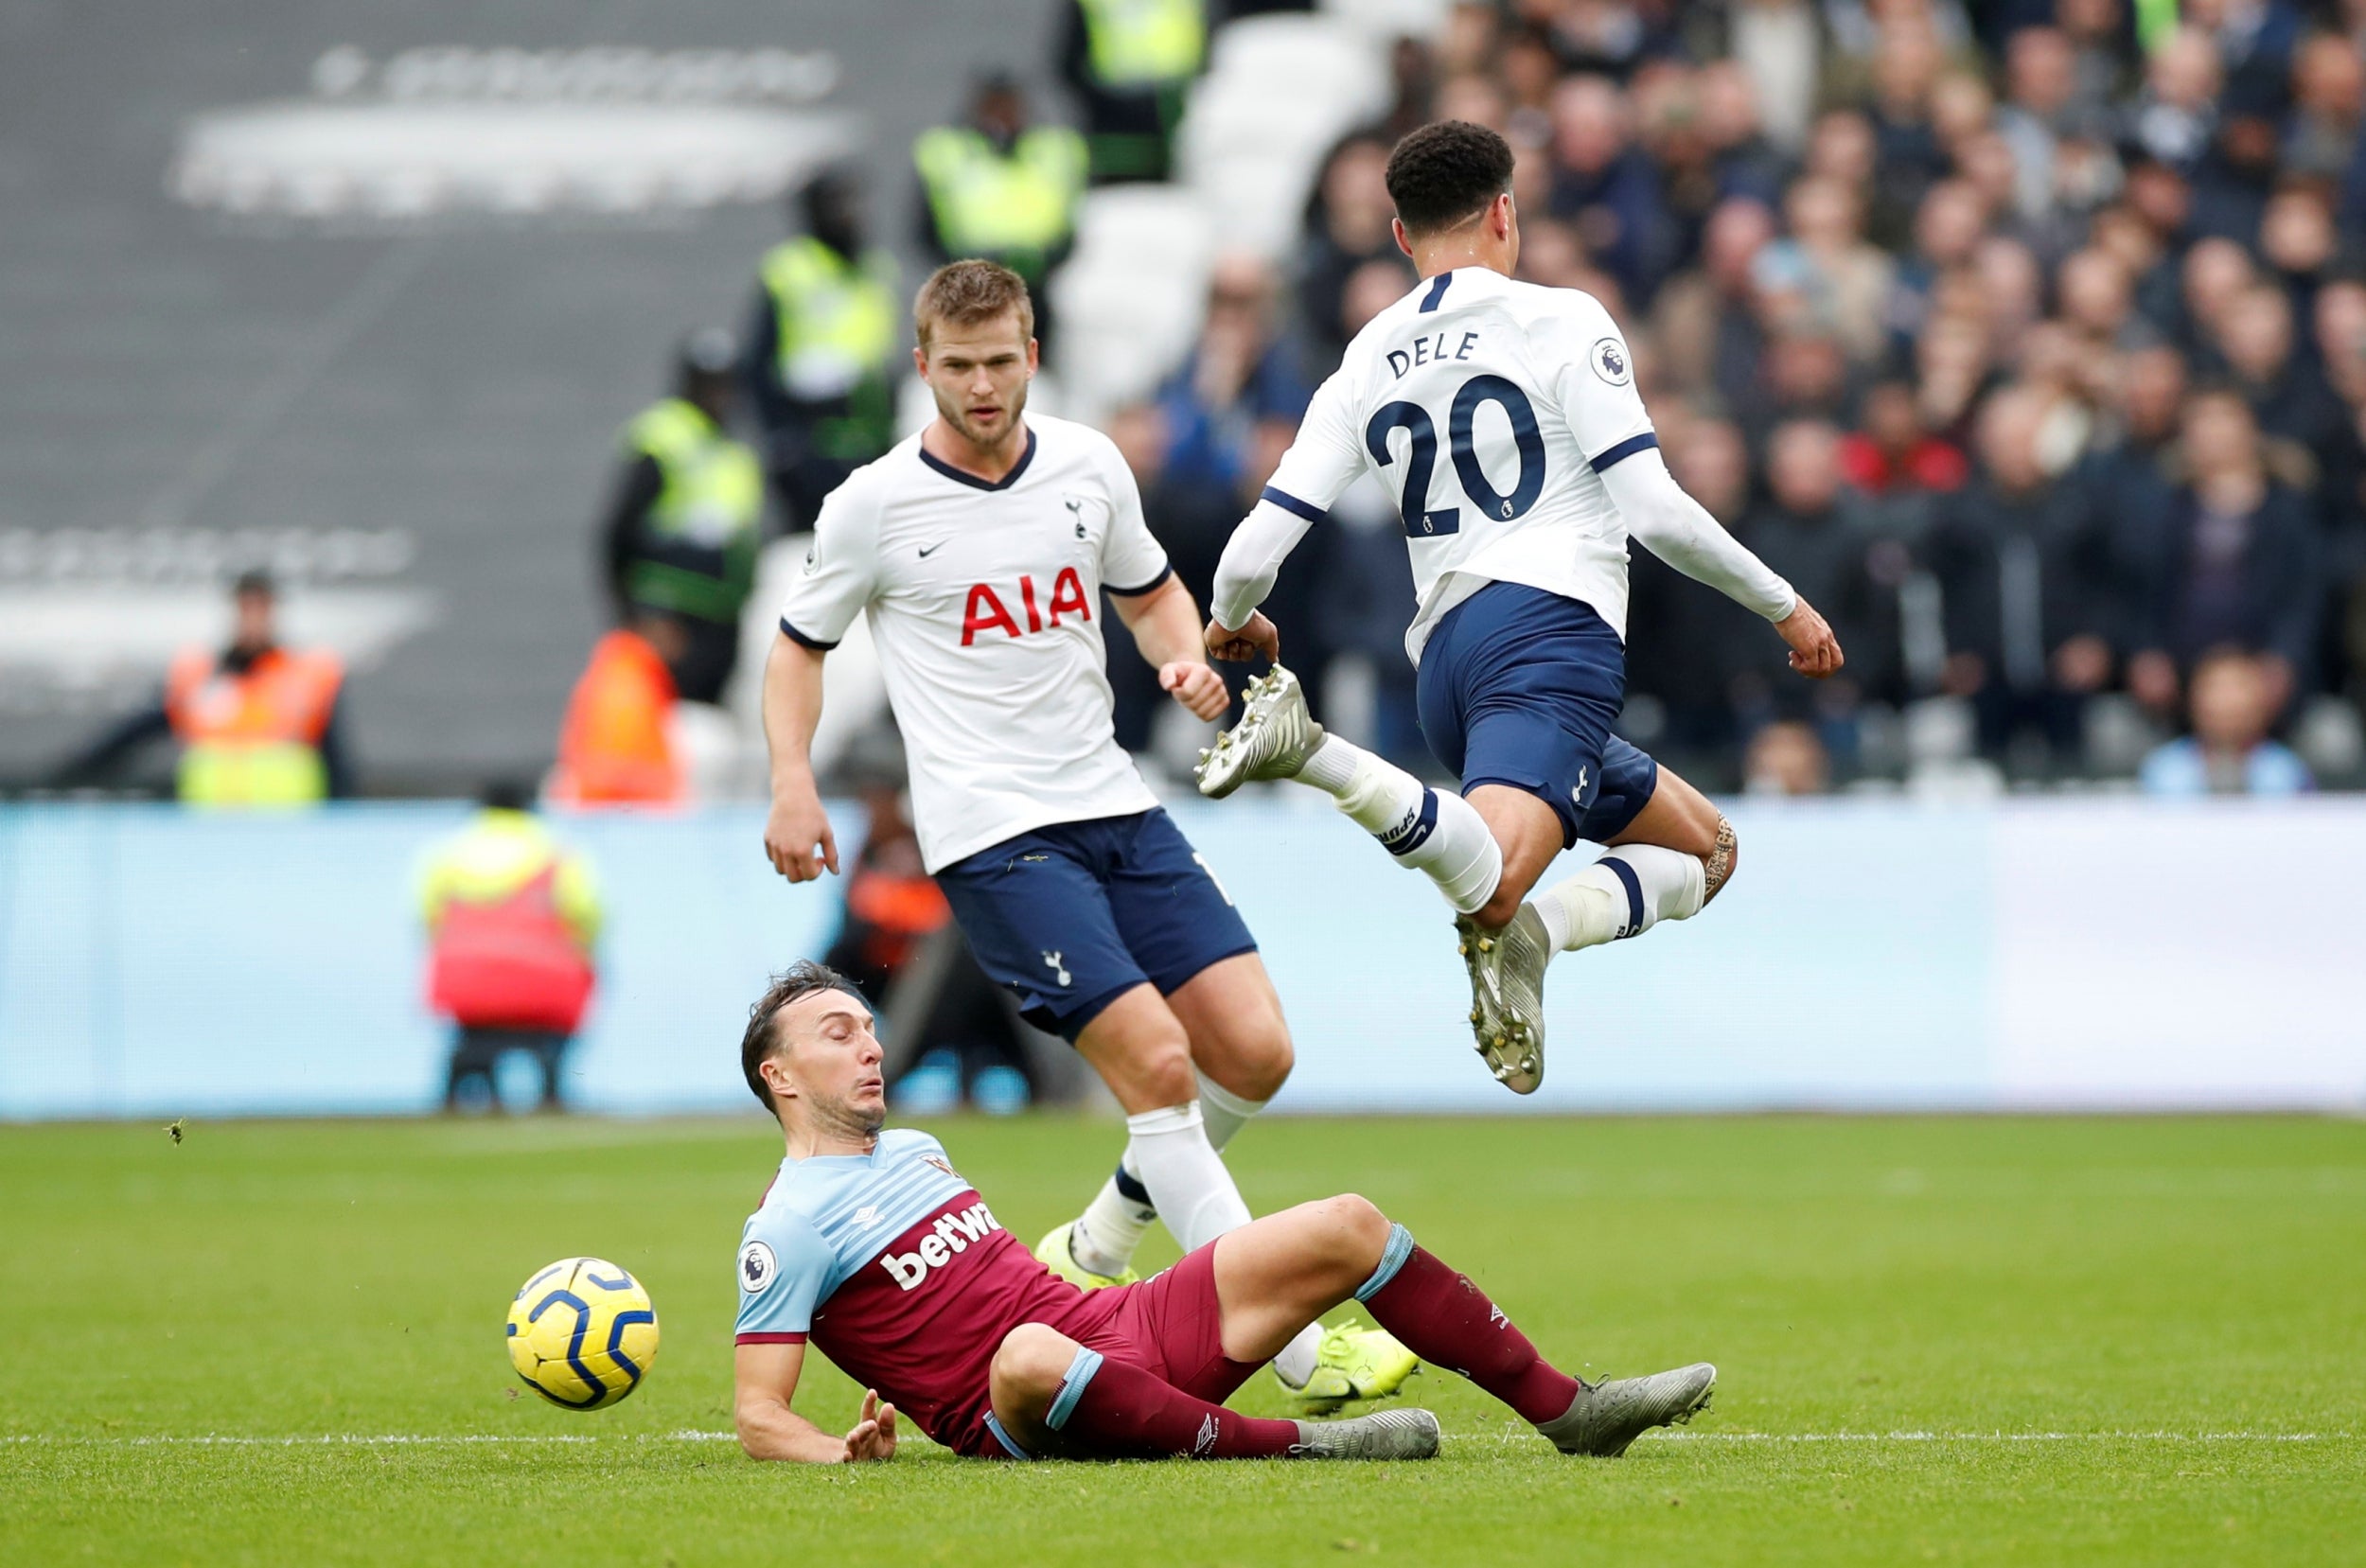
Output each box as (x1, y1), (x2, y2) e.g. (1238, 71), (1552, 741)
(620, 397), (764, 625)
(912, 125), (1086, 279)
(760, 236), (899, 400)
(424, 817), (599, 1032)
(1079, 0), (1205, 88)
(548, 630), (685, 807)
(163, 644), (344, 808)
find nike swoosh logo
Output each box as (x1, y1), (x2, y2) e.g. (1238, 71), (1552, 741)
(917, 541), (945, 557)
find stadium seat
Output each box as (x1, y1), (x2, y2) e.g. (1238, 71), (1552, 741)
(1049, 187), (1217, 419)
(1317, 0), (1458, 40)
(1177, 15), (1389, 260)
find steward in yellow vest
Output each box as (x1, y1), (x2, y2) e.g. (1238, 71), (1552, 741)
(1056, 0), (1207, 183)
(48, 569), (351, 805)
(418, 782), (603, 1111)
(913, 77), (1086, 344)
(740, 170), (900, 531)
(600, 331), (764, 705)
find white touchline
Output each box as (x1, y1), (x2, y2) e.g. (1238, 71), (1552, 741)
(0, 1430), (2347, 1447)
(1448, 1431), (2344, 1445)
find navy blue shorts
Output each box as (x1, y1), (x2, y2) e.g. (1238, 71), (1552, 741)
(1416, 582), (1661, 850)
(934, 808), (1258, 1041)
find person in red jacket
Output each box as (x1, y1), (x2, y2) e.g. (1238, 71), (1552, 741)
(419, 782), (603, 1111)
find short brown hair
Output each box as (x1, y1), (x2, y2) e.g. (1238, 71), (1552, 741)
(739, 960), (867, 1111)
(914, 259), (1035, 350)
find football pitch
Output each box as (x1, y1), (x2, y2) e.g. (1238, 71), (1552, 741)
(4, 1114), (2359, 1566)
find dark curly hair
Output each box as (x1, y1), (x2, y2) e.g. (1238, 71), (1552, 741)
(740, 960), (867, 1111)
(1385, 120), (1516, 238)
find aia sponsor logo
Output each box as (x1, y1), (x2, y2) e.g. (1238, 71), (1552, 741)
(960, 569), (1091, 645)
(877, 1201), (1003, 1292)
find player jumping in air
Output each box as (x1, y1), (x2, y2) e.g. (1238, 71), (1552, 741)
(731, 960), (1716, 1463)
(1195, 122), (1845, 1093)
(759, 260), (1409, 1402)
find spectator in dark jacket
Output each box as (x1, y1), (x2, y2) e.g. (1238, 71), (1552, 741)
(1739, 420), (1896, 743)
(1625, 414), (1765, 775)
(2121, 387), (2323, 721)
(1298, 134), (1409, 372)
(1547, 75), (1677, 303)
(2082, 344), (2189, 649)
(1925, 385), (2115, 764)
(2216, 282), (2348, 453)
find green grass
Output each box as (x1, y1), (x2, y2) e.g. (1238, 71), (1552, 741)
(2, 1115), (2360, 1566)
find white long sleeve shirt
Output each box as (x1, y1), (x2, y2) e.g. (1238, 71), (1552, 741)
(1210, 266), (1795, 664)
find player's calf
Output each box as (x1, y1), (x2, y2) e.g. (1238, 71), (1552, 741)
(1197, 665), (1503, 915)
(1703, 812), (1739, 904)
(990, 1319), (1421, 1461)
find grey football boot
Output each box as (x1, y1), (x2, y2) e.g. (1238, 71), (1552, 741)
(1536, 1363), (1717, 1457)
(1194, 665), (1326, 800)
(1291, 1406), (1441, 1460)
(1456, 904), (1552, 1094)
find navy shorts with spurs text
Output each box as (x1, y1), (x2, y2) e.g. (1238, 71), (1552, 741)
(1415, 581), (1661, 850)
(934, 808), (1257, 1040)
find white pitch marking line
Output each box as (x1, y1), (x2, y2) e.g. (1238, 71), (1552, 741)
(0, 1431), (2345, 1447)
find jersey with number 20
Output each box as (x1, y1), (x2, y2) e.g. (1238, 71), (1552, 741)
(1260, 266), (1659, 661)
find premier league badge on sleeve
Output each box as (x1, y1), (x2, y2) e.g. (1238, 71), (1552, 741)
(739, 1240), (778, 1294)
(1590, 337), (1632, 387)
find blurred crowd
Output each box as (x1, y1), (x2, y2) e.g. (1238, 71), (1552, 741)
(1098, 0), (2366, 794)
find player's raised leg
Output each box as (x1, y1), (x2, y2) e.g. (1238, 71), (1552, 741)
(1194, 665), (1504, 916)
(1211, 1195), (1716, 1458)
(1527, 761), (1733, 956)
(991, 1193), (1712, 1461)
(985, 1320), (1439, 1461)
(1457, 743), (1735, 1093)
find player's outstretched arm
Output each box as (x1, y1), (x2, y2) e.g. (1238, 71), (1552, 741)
(760, 633), (839, 881)
(733, 1342), (897, 1463)
(1600, 449), (1844, 678)
(1113, 573), (1229, 720)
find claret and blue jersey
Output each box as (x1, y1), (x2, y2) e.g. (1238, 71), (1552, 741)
(733, 1128), (1097, 1448)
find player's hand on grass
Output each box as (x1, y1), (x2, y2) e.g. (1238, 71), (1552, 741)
(842, 1390), (897, 1462)
(1205, 611), (1280, 663)
(1160, 661), (1230, 722)
(1775, 598), (1845, 679)
(764, 787), (839, 882)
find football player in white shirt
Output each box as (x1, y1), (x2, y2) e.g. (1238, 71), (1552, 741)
(759, 261), (1410, 1402)
(1193, 122), (1845, 1094)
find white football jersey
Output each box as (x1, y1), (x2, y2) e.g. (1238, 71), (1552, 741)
(779, 414), (1170, 872)
(1260, 266), (1659, 661)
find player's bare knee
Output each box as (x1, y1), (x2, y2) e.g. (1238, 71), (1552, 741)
(990, 1323), (1074, 1406)
(1133, 1035), (1198, 1109)
(1227, 1015), (1294, 1101)
(1320, 1193), (1391, 1273)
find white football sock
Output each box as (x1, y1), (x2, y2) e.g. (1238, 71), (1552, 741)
(1075, 1075), (1269, 1277)
(1196, 1074), (1265, 1153)
(1533, 844), (1707, 953)
(1187, 1073), (1326, 1387)
(1296, 736), (1502, 914)
(1272, 1322), (1325, 1388)
(1069, 1167), (1158, 1278)
(1121, 1102), (1252, 1253)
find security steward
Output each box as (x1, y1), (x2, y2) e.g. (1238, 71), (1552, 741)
(599, 330), (765, 705)
(420, 780), (603, 1112)
(740, 169), (900, 532)
(912, 76), (1087, 348)
(47, 569), (350, 805)
(1056, 0), (1207, 184)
